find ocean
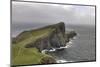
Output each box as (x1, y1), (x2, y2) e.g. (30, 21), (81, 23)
(48, 24), (96, 63)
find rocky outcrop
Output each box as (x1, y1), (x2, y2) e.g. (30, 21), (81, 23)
(13, 22), (77, 52)
(65, 31), (77, 42)
(25, 22), (66, 52)
(12, 22), (77, 66)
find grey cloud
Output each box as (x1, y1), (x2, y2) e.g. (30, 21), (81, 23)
(12, 1), (95, 37)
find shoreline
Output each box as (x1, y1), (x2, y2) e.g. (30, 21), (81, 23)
(41, 35), (77, 63)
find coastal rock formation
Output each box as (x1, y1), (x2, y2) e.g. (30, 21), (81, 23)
(25, 22), (66, 52)
(12, 22), (77, 66)
(65, 31), (77, 42)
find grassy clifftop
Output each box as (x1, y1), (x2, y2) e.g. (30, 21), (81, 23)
(12, 22), (65, 66)
(12, 45), (56, 65)
(12, 22), (65, 44)
(12, 22), (77, 66)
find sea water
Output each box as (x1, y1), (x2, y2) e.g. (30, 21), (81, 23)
(48, 24), (96, 63)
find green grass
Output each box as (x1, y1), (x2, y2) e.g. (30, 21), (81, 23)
(11, 22), (66, 65)
(12, 26), (56, 65)
(12, 45), (54, 65)
(14, 27), (55, 47)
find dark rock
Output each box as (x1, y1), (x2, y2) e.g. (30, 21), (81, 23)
(25, 22), (66, 52)
(65, 31), (77, 42)
(13, 22), (77, 52)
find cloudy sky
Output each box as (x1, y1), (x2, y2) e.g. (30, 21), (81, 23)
(12, 1), (95, 37)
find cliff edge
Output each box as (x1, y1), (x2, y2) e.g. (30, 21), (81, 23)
(12, 22), (76, 66)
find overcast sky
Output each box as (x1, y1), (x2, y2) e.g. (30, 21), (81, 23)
(12, 1), (95, 37)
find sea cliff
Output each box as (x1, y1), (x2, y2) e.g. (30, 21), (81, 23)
(12, 22), (77, 66)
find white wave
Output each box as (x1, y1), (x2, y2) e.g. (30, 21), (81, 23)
(73, 36), (77, 39)
(68, 40), (73, 44)
(41, 39), (74, 54)
(49, 48), (56, 52)
(56, 59), (67, 63)
(56, 59), (73, 63)
(41, 48), (56, 53)
(56, 40), (73, 49)
(57, 45), (71, 49)
(65, 44), (72, 48)
(42, 44), (72, 54)
(41, 49), (47, 54)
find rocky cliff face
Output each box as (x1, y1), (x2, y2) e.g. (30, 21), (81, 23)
(12, 22), (77, 66)
(13, 22), (77, 52)
(24, 22), (66, 52)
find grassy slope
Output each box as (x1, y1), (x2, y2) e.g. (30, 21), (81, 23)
(14, 27), (54, 45)
(12, 45), (52, 65)
(12, 27), (56, 65)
